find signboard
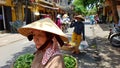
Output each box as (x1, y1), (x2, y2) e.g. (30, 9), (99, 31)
(0, 0), (6, 4)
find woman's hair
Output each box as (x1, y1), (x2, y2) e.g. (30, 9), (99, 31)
(38, 32), (54, 50)
(45, 32), (53, 38)
(45, 32), (64, 47)
(27, 31), (53, 41)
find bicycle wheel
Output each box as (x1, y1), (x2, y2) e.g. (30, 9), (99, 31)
(110, 33), (120, 47)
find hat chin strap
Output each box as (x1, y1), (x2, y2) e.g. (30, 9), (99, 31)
(38, 35), (64, 51)
(27, 34), (65, 51)
(55, 35), (64, 47)
(38, 35), (54, 51)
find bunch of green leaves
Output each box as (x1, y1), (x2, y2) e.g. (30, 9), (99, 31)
(72, 0), (105, 15)
(14, 53), (34, 68)
(73, 0), (104, 9)
(64, 54), (77, 68)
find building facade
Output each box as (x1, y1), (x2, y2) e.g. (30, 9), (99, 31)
(0, 0), (13, 31)
(0, 0), (71, 32)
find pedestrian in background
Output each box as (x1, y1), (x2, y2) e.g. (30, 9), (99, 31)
(94, 14), (99, 24)
(18, 18), (68, 68)
(56, 14), (62, 29)
(89, 15), (95, 25)
(69, 15), (85, 54)
(62, 14), (70, 32)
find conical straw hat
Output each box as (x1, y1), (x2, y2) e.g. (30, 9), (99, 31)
(18, 18), (68, 42)
(74, 15), (85, 21)
(63, 14), (69, 18)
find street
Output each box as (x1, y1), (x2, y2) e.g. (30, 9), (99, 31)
(0, 0), (120, 68)
(0, 34), (36, 68)
(0, 23), (120, 68)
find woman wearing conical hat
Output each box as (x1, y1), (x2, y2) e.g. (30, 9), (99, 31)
(69, 15), (85, 54)
(18, 18), (68, 68)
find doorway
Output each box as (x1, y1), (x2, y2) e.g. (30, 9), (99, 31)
(0, 6), (4, 30)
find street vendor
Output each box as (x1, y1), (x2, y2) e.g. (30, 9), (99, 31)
(69, 15), (85, 54)
(18, 18), (68, 68)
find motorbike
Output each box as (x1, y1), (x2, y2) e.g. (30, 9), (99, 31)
(108, 26), (120, 47)
(9, 20), (23, 33)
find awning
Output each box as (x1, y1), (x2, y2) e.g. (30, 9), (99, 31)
(0, 0), (6, 4)
(36, 3), (59, 10)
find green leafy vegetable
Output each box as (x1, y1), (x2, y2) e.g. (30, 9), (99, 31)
(14, 53), (77, 68)
(14, 53), (34, 68)
(64, 54), (77, 68)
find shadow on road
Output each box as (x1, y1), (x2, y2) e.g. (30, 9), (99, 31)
(64, 33), (120, 68)
(12, 44), (36, 59)
(1, 44), (36, 68)
(98, 24), (110, 31)
(93, 36), (120, 68)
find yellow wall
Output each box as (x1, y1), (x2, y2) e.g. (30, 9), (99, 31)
(11, 7), (16, 22)
(5, 0), (12, 6)
(0, 0), (16, 21)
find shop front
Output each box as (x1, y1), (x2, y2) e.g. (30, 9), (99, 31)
(0, 6), (4, 30)
(0, 0), (12, 31)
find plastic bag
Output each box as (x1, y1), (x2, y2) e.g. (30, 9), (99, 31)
(79, 41), (89, 50)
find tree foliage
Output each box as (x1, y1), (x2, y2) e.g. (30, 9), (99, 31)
(72, 0), (105, 15)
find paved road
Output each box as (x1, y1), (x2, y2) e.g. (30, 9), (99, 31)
(0, 24), (99, 68)
(63, 24), (120, 68)
(0, 23), (120, 68)
(0, 35), (36, 68)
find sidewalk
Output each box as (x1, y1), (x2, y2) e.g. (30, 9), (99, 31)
(0, 33), (26, 47)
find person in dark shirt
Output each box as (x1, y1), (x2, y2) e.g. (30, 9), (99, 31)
(69, 15), (85, 54)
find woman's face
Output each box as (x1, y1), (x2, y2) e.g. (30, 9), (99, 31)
(75, 17), (81, 21)
(32, 30), (47, 49)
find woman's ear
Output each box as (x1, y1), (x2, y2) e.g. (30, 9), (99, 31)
(27, 34), (33, 41)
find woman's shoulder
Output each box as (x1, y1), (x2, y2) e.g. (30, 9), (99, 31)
(52, 54), (63, 58)
(45, 54), (65, 68)
(49, 54), (63, 62)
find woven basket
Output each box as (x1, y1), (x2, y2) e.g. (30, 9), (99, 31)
(60, 46), (73, 51)
(64, 54), (78, 68)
